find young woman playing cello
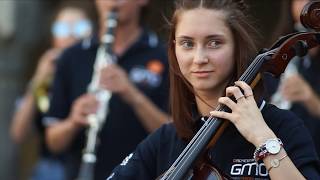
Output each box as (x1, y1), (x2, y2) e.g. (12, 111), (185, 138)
(107, 0), (320, 179)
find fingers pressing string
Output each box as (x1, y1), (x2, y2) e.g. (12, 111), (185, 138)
(235, 81), (254, 98)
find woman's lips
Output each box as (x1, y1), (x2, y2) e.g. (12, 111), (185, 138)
(192, 71), (214, 78)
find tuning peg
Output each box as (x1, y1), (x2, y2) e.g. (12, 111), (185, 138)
(292, 40), (309, 57)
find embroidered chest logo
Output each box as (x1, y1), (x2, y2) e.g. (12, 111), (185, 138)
(129, 60), (164, 88)
(230, 158), (269, 178)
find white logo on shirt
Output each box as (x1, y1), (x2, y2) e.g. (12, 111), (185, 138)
(230, 161), (268, 177)
(120, 153), (133, 166)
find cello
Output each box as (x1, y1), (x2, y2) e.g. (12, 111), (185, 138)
(160, 1), (320, 179)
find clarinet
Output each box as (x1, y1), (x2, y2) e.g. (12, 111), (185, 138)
(77, 9), (118, 180)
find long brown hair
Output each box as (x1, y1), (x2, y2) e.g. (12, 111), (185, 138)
(168, 0), (261, 140)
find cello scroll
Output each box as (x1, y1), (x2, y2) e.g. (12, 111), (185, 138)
(301, 1), (320, 31)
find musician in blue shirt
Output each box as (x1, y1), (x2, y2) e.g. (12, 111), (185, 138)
(44, 1), (170, 179)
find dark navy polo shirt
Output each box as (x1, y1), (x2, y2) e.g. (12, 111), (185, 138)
(45, 28), (169, 180)
(108, 104), (320, 179)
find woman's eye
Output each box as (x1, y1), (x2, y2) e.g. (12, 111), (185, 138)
(180, 41), (194, 49)
(208, 40), (220, 48)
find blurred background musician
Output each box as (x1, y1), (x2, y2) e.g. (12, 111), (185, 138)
(43, 0), (170, 179)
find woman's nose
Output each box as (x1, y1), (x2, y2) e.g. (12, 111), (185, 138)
(194, 48), (209, 64)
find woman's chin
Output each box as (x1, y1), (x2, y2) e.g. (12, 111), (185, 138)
(193, 84), (216, 93)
